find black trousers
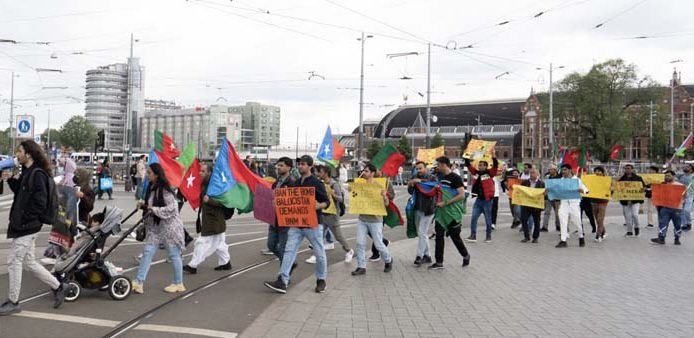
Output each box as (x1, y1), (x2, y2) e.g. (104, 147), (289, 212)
(492, 197), (499, 224)
(434, 221), (469, 264)
(580, 198), (597, 232)
(521, 207), (542, 239)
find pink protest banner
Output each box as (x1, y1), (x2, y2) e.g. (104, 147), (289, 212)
(253, 184), (276, 225)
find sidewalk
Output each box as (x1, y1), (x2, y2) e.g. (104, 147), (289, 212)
(242, 219), (694, 338)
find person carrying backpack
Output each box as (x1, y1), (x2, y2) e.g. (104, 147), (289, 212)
(0, 140), (69, 316)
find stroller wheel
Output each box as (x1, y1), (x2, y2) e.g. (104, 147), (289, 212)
(108, 276), (132, 301)
(65, 281), (81, 302)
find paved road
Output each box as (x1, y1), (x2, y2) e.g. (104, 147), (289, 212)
(0, 186), (686, 337)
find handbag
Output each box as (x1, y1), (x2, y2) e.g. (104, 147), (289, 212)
(100, 177), (113, 190)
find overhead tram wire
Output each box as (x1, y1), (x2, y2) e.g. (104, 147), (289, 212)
(190, 1), (331, 43)
(593, 0), (649, 29)
(0, 8), (130, 24)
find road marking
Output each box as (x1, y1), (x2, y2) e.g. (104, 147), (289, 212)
(134, 324), (237, 338)
(13, 310), (120, 327)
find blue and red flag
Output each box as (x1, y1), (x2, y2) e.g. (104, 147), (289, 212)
(316, 126), (345, 168)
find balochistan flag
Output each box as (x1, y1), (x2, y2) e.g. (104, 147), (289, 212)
(179, 159), (202, 210)
(316, 126), (345, 168)
(207, 139), (272, 214)
(178, 143), (196, 170)
(609, 144), (624, 160)
(371, 143), (406, 177)
(155, 130), (181, 159)
(412, 182), (467, 232)
(383, 200), (403, 228)
(675, 132), (694, 157)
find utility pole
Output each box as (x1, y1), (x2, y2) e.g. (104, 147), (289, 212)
(125, 33), (135, 192)
(425, 43), (432, 148)
(549, 63), (554, 161)
(357, 33), (372, 163)
(649, 100), (653, 159)
(47, 108), (51, 163)
(10, 71), (15, 152)
(671, 73), (675, 149)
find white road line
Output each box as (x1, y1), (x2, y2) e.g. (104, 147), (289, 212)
(134, 324), (237, 338)
(13, 310), (120, 327)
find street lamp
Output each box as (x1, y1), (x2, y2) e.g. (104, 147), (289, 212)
(537, 63), (565, 159)
(356, 33), (373, 163)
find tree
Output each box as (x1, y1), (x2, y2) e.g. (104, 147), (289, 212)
(396, 135), (412, 162)
(59, 116), (97, 152)
(430, 133), (445, 148)
(549, 59), (661, 162)
(366, 139), (382, 160)
(0, 128), (11, 155)
(40, 128), (62, 147)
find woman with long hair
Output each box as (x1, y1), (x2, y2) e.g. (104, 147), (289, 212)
(97, 159), (112, 200)
(132, 163), (186, 294)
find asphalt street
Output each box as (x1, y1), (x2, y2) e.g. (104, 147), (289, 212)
(0, 185), (655, 338)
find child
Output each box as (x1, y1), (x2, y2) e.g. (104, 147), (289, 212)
(68, 212), (106, 259)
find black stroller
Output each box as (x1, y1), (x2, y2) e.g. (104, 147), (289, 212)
(53, 206), (144, 302)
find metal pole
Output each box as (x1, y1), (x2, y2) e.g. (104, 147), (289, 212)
(295, 126), (299, 159)
(10, 71), (15, 152)
(358, 32), (365, 162)
(124, 33), (134, 192)
(549, 63), (554, 160)
(425, 43), (431, 148)
(649, 100), (653, 159)
(47, 109), (51, 163)
(671, 76), (675, 149)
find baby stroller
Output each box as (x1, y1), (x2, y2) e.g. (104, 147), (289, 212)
(53, 206), (144, 302)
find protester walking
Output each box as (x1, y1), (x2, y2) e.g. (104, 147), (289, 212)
(132, 163), (186, 294)
(184, 162), (232, 274)
(368, 169), (392, 261)
(650, 170), (684, 245)
(135, 155), (147, 199)
(264, 155), (330, 294)
(542, 164), (561, 232)
(429, 156), (471, 270)
(464, 155), (499, 243)
(520, 168), (544, 243)
(618, 164), (646, 237)
(0, 140), (69, 316)
(407, 161), (437, 266)
(351, 163), (393, 276)
(556, 164), (589, 248)
(643, 165), (660, 228)
(266, 157), (296, 268)
(672, 162), (694, 231)
(591, 167), (609, 242)
(97, 159), (113, 200)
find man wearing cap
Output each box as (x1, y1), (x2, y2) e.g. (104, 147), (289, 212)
(542, 164), (561, 232)
(264, 155), (330, 294)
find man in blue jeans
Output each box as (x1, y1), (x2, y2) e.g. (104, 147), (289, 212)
(650, 170), (684, 245)
(407, 161), (437, 266)
(266, 157), (295, 265)
(464, 155), (499, 243)
(264, 155), (330, 294)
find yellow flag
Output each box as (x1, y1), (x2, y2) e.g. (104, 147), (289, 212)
(640, 174), (665, 185)
(612, 181), (645, 201)
(581, 175), (612, 200)
(416, 146), (445, 165)
(323, 183), (337, 215)
(463, 140), (496, 160)
(511, 185), (545, 209)
(348, 181), (387, 216)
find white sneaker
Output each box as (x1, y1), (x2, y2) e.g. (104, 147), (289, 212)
(260, 249), (274, 255)
(324, 243), (335, 250)
(344, 249), (354, 263)
(491, 224), (496, 230)
(305, 255), (317, 264)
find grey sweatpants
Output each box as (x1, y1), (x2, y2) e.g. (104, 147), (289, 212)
(8, 234), (60, 302)
(322, 215), (351, 252)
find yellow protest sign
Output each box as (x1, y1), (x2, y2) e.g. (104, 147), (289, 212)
(348, 181), (387, 216)
(323, 183), (337, 215)
(641, 174), (665, 185)
(612, 181), (645, 201)
(581, 175), (612, 200)
(512, 185), (545, 209)
(416, 146), (445, 165)
(354, 177), (387, 191)
(463, 140), (496, 160)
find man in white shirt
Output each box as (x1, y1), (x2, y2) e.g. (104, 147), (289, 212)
(556, 164), (589, 248)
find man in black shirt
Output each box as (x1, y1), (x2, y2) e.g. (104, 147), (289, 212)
(407, 161), (437, 266)
(429, 157), (470, 270)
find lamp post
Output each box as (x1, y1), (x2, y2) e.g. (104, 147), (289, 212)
(537, 63), (564, 159)
(356, 33), (373, 163)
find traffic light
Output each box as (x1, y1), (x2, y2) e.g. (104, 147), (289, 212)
(96, 130), (105, 150)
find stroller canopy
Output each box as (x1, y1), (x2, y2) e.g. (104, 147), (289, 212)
(100, 206), (123, 235)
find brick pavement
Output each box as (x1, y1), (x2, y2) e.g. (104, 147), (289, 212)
(242, 214), (694, 338)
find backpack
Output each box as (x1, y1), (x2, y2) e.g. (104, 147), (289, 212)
(28, 168), (58, 225)
(224, 207), (235, 220)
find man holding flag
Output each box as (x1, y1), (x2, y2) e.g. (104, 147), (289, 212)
(668, 161), (694, 231)
(407, 161), (437, 266)
(464, 154), (499, 243)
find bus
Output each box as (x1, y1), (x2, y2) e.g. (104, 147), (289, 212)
(69, 152), (149, 164)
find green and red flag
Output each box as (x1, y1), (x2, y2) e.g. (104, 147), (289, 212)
(383, 200), (403, 228)
(154, 130), (181, 159)
(207, 139), (272, 214)
(177, 143), (196, 170)
(609, 144), (624, 161)
(675, 132), (694, 157)
(147, 149), (185, 189)
(371, 143), (405, 177)
(409, 182), (466, 232)
(179, 159), (202, 210)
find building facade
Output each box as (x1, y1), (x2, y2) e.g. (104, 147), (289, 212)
(139, 105), (242, 158)
(229, 102), (281, 147)
(84, 60), (145, 151)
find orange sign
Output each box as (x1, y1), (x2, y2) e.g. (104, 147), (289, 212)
(274, 187), (318, 227)
(506, 178), (522, 199)
(651, 184), (686, 209)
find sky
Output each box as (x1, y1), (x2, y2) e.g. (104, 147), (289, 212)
(1, 0), (693, 147)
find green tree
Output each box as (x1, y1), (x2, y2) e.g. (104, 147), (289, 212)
(396, 135), (412, 162)
(549, 59), (661, 162)
(40, 128), (62, 147)
(366, 139), (382, 160)
(0, 128), (11, 155)
(59, 116), (97, 152)
(430, 133), (445, 148)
